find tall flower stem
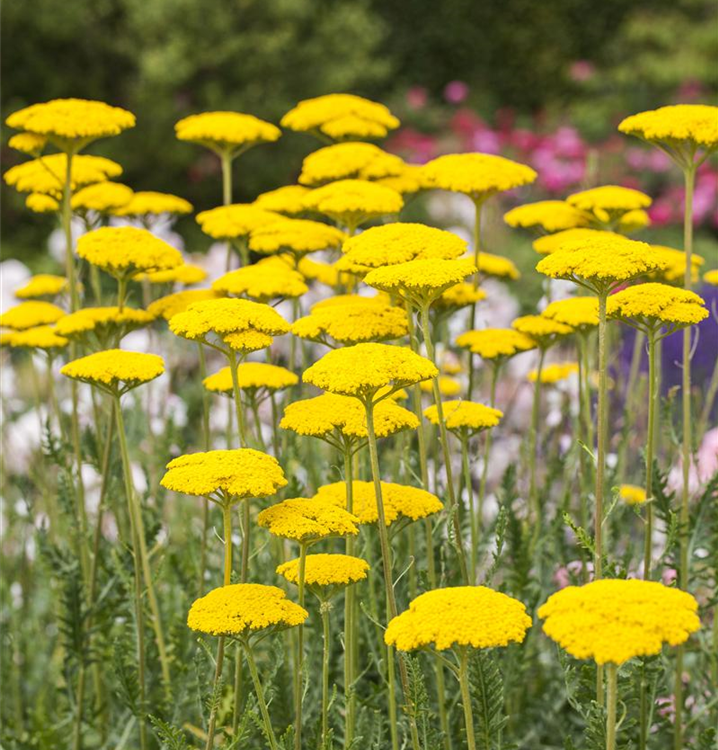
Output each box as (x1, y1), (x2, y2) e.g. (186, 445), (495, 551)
(197, 343), (211, 595)
(617, 330), (645, 481)
(605, 663), (619, 750)
(644, 332), (657, 579)
(364, 400), (421, 750)
(478, 363), (500, 533)
(461, 435), (477, 582)
(676, 160), (696, 750)
(419, 304), (470, 584)
(243, 639), (279, 750)
(343, 448), (358, 748)
(114, 395), (172, 696)
(221, 150), (234, 271)
(62, 149), (79, 312)
(528, 347), (547, 520)
(458, 649), (477, 750)
(321, 601), (331, 747)
(293, 543), (308, 750)
(468, 199), (484, 400)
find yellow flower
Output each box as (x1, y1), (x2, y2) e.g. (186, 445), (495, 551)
(14, 274), (68, 300)
(5, 325), (68, 351)
(536, 236), (667, 292)
(650, 245), (705, 285)
(420, 376), (462, 397)
(375, 165), (424, 195)
(476, 252), (520, 280)
(302, 179), (403, 230)
(196, 204), (282, 240)
(61, 349), (164, 392)
(296, 257), (347, 288)
(4, 154), (122, 195)
(313, 481), (443, 525)
(254, 185), (310, 216)
(542, 297), (599, 331)
(538, 579), (700, 665)
(424, 400), (502, 434)
(528, 362), (579, 384)
(364, 258), (477, 305)
(618, 105), (718, 151)
(147, 289), (220, 322)
(303, 343), (438, 400)
(456, 328), (536, 361)
(26, 193), (60, 213)
(248, 219), (345, 258)
(310, 294), (390, 312)
(55, 306), (154, 342)
(619, 484), (648, 505)
(385, 586), (532, 652)
(161, 448), (287, 501)
(280, 393), (419, 440)
(8, 132), (47, 156)
(0, 301), (65, 330)
(533, 228), (622, 255)
(339, 223), (466, 275)
(213, 261), (308, 302)
(434, 282), (486, 311)
(188, 583), (307, 637)
(512, 315), (573, 347)
(704, 269), (718, 286)
(169, 297), (289, 352)
(607, 283), (708, 330)
(71, 182), (133, 214)
(277, 554), (369, 588)
(175, 111), (281, 153)
(281, 94), (399, 140)
(298, 142), (405, 186)
(203, 363), (298, 395)
(257, 498), (359, 543)
(138, 263), (208, 286)
(292, 302), (408, 345)
(113, 191), (193, 218)
(566, 185), (652, 225)
(6, 98), (135, 146)
(619, 209), (651, 233)
(76, 227), (183, 280)
(420, 153), (537, 201)
(504, 200), (589, 233)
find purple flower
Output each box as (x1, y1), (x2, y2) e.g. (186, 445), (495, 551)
(444, 80), (469, 104)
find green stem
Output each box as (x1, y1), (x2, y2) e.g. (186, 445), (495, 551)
(343, 449), (357, 748)
(117, 277), (127, 313)
(321, 604), (331, 747)
(468, 199), (484, 400)
(294, 544), (307, 750)
(617, 330), (645, 481)
(595, 293), (608, 580)
(228, 350), (248, 448)
(528, 347), (546, 519)
(461, 435), (477, 583)
(419, 304), (469, 584)
(63, 149), (79, 312)
(606, 663), (618, 750)
(644, 333), (657, 579)
(478, 363), (500, 534)
(198, 344), (211, 595)
(221, 150), (234, 272)
(459, 649), (477, 750)
(244, 641), (279, 750)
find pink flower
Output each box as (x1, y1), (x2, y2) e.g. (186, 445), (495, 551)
(444, 80), (469, 104)
(662, 568), (677, 586)
(406, 86), (428, 110)
(569, 60), (595, 82)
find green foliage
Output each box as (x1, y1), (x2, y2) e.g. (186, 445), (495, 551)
(469, 649), (508, 750)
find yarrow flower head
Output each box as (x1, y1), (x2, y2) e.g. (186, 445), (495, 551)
(298, 142), (405, 186)
(385, 586), (532, 651)
(566, 185), (652, 227)
(281, 94), (400, 141)
(536, 235), (667, 294)
(55, 306), (154, 346)
(113, 191), (193, 218)
(434, 283), (486, 311)
(161, 449), (287, 502)
(420, 376), (462, 397)
(292, 302), (408, 345)
(253, 185), (310, 216)
(528, 362), (579, 384)
(504, 200), (589, 233)
(302, 180), (403, 231)
(456, 328), (536, 362)
(0, 301), (65, 330)
(512, 315), (573, 348)
(187, 583), (307, 638)
(607, 283), (708, 332)
(619, 484), (648, 505)
(4, 325), (68, 352)
(26, 193), (60, 213)
(704, 269), (718, 286)
(213, 260), (308, 302)
(203, 363), (298, 396)
(424, 400), (502, 436)
(76, 227), (183, 281)
(303, 343), (438, 401)
(650, 245), (704, 285)
(61, 349), (164, 394)
(248, 219), (345, 259)
(364, 258), (477, 306)
(280, 393), (418, 441)
(257, 498), (359, 543)
(196, 204), (282, 240)
(6, 98), (135, 149)
(542, 297), (599, 332)
(147, 289), (220, 322)
(71, 182), (134, 214)
(618, 104), (718, 153)
(420, 153), (537, 202)
(175, 111), (280, 155)
(538, 579), (700, 665)
(4, 154), (122, 195)
(138, 263), (207, 286)
(277, 554), (369, 591)
(8, 132), (47, 156)
(533, 228), (622, 255)
(476, 252), (520, 280)
(313, 481), (443, 525)
(375, 164), (424, 195)
(338, 223), (466, 275)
